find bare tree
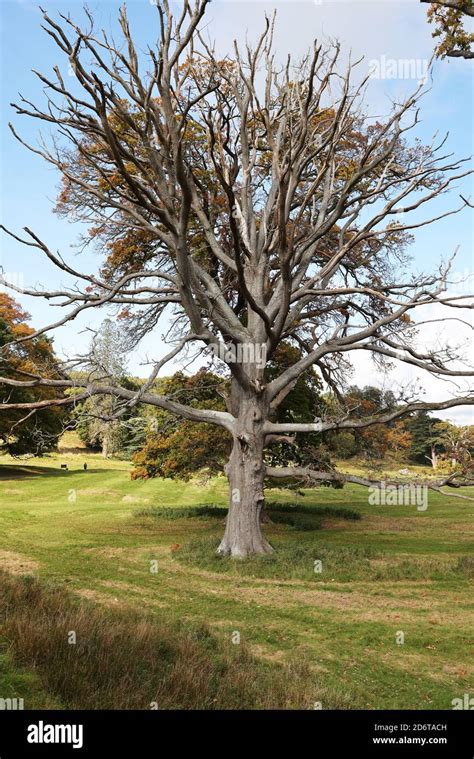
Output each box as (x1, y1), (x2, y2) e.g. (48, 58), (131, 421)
(1, 1), (473, 556)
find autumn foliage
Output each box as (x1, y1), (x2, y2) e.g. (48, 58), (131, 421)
(0, 294), (64, 454)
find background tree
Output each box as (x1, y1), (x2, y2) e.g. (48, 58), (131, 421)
(432, 420), (474, 468)
(131, 369), (231, 480)
(407, 410), (444, 468)
(339, 386), (397, 461)
(132, 344), (325, 480)
(74, 318), (133, 457)
(1, 2), (473, 556)
(0, 293), (64, 455)
(321, 386), (412, 462)
(422, 1), (474, 59)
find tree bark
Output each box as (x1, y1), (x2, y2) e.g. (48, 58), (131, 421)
(217, 388), (273, 558)
(102, 435), (109, 459)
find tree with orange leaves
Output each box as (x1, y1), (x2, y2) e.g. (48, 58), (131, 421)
(422, 1), (474, 59)
(0, 293), (64, 455)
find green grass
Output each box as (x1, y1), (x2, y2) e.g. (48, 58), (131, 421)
(0, 440), (473, 710)
(177, 537), (378, 580)
(0, 643), (62, 710)
(176, 534), (474, 582)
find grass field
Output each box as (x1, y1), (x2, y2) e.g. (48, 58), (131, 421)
(0, 439), (473, 710)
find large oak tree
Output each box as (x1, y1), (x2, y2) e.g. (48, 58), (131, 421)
(1, 1), (473, 555)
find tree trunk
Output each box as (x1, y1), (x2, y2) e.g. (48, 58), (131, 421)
(217, 389), (273, 558)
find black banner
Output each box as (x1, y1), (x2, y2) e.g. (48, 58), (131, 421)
(0, 710), (472, 757)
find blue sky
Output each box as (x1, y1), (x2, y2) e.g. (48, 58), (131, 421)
(0, 0), (473, 420)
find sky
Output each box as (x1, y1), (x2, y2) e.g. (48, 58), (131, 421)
(0, 0), (473, 422)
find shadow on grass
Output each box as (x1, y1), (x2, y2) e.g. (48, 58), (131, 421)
(135, 502), (361, 533)
(0, 465), (103, 480)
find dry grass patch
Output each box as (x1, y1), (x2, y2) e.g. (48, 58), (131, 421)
(0, 551), (39, 576)
(0, 571), (334, 710)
